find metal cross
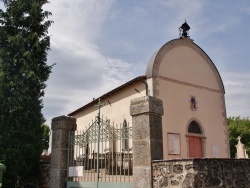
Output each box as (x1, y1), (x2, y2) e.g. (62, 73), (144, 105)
(95, 98), (104, 110)
(95, 98), (104, 125)
(94, 98), (104, 188)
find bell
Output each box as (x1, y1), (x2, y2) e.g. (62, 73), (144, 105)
(180, 21), (190, 38)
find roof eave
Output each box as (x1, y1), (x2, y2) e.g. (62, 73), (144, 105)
(68, 75), (146, 116)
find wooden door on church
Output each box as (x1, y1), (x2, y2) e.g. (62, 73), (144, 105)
(189, 136), (202, 158)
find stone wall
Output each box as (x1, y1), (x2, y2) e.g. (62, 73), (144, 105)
(41, 155), (51, 188)
(152, 158), (250, 188)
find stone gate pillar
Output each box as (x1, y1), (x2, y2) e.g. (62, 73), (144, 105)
(130, 96), (164, 188)
(50, 116), (77, 188)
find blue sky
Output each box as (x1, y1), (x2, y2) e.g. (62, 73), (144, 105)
(1, 0), (250, 124)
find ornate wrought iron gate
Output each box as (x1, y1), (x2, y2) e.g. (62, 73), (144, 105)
(67, 114), (133, 188)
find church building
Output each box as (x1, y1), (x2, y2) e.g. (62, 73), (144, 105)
(68, 22), (230, 159)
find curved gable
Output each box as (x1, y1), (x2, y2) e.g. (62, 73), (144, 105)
(146, 38), (225, 93)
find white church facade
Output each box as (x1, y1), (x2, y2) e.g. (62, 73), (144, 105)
(68, 24), (230, 159)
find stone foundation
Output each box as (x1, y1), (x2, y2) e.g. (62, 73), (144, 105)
(152, 158), (250, 188)
(40, 155), (51, 188)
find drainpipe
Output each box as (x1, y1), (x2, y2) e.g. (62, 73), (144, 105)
(141, 80), (149, 96)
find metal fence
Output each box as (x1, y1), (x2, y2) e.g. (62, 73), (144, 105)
(68, 116), (133, 183)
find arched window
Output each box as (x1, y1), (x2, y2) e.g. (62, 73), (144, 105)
(122, 119), (129, 151)
(188, 121), (201, 134)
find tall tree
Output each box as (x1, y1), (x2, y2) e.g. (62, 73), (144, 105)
(227, 116), (250, 158)
(0, 0), (52, 186)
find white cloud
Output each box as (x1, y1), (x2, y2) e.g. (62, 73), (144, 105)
(45, 0), (114, 42)
(43, 46), (133, 124)
(42, 0), (250, 123)
(42, 0), (133, 124)
(2, 0), (250, 123)
(223, 71), (250, 118)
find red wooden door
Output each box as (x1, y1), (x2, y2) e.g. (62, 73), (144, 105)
(189, 136), (202, 158)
